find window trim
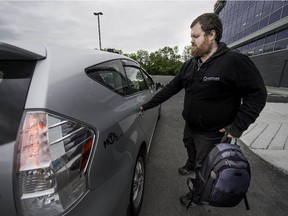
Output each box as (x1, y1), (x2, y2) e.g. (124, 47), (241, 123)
(85, 59), (129, 97)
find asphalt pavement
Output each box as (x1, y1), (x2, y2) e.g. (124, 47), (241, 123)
(140, 77), (288, 216)
(154, 75), (288, 174)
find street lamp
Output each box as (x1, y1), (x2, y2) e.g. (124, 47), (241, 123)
(93, 12), (103, 50)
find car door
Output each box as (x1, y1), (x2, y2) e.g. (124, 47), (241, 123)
(123, 62), (159, 149)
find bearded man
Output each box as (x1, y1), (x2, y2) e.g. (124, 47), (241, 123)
(139, 13), (267, 206)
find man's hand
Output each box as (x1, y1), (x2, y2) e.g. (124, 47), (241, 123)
(139, 106), (144, 116)
(219, 128), (238, 139)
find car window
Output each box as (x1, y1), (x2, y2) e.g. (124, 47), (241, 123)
(125, 66), (148, 93)
(0, 60), (36, 145)
(86, 60), (129, 96)
(141, 69), (154, 89)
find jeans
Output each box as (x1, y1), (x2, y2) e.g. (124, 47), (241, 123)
(183, 123), (224, 171)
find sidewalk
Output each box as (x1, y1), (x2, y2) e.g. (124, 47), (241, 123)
(240, 86), (288, 174)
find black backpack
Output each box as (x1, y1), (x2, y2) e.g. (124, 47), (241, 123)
(187, 135), (251, 210)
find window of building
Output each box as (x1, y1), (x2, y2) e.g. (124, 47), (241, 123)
(269, 8), (282, 24)
(263, 43), (275, 53)
(272, 0), (283, 12)
(247, 3), (256, 26)
(266, 33), (277, 43)
(256, 37), (265, 46)
(282, 4), (288, 18)
(254, 1), (264, 23)
(241, 11), (248, 31)
(262, 1), (273, 18)
(274, 39), (288, 51)
(255, 46), (264, 55)
(251, 22), (259, 33)
(277, 29), (288, 40)
(259, 16), (269, 29)
(248, 41), (256, 49)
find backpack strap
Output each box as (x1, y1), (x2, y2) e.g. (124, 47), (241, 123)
(221, 132), (232, 143)
(244, 194), (250, 210)
(186, 177), (195, 209)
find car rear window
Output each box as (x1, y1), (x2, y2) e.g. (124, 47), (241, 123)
(0, 60), (36, 145)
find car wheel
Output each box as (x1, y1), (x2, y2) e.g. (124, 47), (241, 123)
(130, 152), (145, 216)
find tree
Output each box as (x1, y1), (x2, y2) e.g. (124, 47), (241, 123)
(146, 46), (182, 75)
(182, 45), (192, 62)
(120, 46), (190, 75)
(126, 50), (149, 68)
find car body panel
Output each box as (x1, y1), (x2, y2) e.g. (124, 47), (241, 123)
(0, 42), (161, 216)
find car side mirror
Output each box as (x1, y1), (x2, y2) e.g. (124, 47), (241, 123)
(156, 82), (164, 91)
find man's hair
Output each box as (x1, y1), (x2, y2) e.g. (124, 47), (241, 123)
(190, 13), (223, 44)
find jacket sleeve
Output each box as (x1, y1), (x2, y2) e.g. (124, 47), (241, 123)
(225, 54), (267, 138)
(142, 61), (188, 111)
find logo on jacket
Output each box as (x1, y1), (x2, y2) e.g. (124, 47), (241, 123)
(203, 76), (220, 82)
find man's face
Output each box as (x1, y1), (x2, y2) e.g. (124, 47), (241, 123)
(190, 22), (213, 58)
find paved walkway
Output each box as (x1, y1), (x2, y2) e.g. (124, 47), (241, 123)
(240, 86), (288, 174)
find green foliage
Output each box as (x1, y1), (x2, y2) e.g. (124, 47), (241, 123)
(114, 45), (192, 75)
(182, 45), (192, 62)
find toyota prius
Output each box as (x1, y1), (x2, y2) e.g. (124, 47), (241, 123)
(0, 41), (162, 216)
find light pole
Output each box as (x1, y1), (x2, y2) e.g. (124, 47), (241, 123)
(93, 12), (103, 50)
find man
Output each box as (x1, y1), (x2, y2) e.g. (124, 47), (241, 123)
(139, 13), (267, 206)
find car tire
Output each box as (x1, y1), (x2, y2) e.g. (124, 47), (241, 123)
(130, 151), (145, 216)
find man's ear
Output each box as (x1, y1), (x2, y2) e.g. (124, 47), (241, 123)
(209, 30), (217, 42)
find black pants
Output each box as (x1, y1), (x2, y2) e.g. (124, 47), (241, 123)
(183, 123), (224, 171)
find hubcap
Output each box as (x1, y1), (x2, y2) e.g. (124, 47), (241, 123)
(132, 157), (144, 208)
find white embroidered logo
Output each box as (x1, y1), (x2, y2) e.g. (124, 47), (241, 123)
(203, 76), (220, 81)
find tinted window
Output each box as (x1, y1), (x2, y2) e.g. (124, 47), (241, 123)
(266, 33), (277, 43)
(282, 4), (288, 18)
(254, 1), (264, 23)
(0, 60), (36, 145)
(125, 66), (148, 93)
(141, 70), (154, 89)
(262, 0), (272, 18)
(274, 39), (288, 51)
(272, 0), (283, 12)
(277, 29), (288, 40)
(86, 60), (129, 96)
(269, 8), (282, 24)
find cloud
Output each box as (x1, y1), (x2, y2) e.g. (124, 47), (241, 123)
(0, 0), (215, 54)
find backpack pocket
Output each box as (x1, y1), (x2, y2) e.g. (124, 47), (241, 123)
(209, 168), (250, 207)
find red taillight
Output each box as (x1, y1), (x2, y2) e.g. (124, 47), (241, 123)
(19, 112), (51, 171)
(80, 138), (93, 171)
(14, 111), (96, 216)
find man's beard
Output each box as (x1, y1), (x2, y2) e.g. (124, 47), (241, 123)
(191, 37), (212, 58)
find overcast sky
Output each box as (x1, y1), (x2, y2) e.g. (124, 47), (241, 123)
(0, 0), (216, 54)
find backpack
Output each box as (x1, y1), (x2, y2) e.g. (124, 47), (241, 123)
(187, 134), (251, 210)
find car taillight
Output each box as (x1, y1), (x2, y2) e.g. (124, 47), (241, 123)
(14, 111), (95, 216)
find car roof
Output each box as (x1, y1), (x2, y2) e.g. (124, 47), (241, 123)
(0, 41), (139, 67)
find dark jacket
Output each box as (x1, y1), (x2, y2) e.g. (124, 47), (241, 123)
(142, 43), (267, 137)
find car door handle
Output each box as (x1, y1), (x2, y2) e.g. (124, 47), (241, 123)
(136, 107), (144, 117)
(138, 110), (144, 117)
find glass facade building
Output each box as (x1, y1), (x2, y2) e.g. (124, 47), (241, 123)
(215, 0), (288, 87)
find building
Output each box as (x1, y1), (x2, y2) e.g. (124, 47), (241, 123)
(215, 0), (288, 88)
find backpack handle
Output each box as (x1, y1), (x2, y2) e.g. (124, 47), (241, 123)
(220, 132), (237, 144)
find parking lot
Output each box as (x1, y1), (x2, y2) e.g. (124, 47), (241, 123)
(139, 76), (288, 216)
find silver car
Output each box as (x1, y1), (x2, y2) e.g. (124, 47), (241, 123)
(0, 41), (161, 216)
